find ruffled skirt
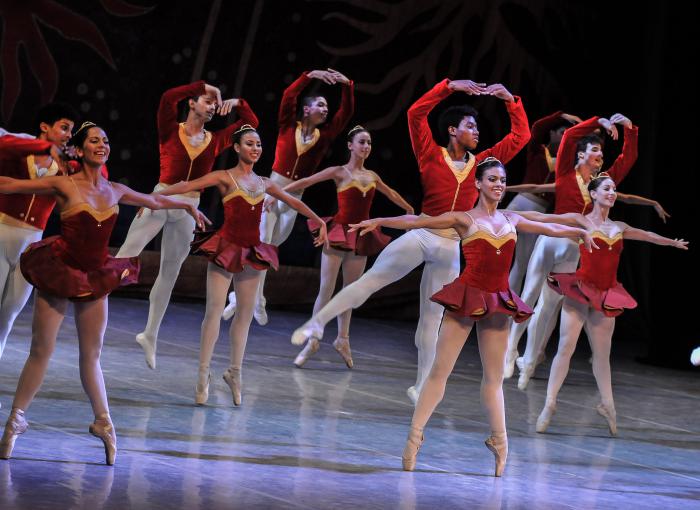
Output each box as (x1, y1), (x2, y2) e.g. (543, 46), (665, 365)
(20, 236), (139, 301)
(430, 279), (533, 322)
(308, 217), (390, 256)
(192, 232), (278, 273)
(547, 273), (637, 317)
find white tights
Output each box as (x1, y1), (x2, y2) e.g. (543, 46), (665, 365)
(0, 223), (42, 359)
(312, 247), (367, 338)
(506, 236), (580, 365)
(543, 299), (615, 408)
(505, 193), (548, 294)
(303, 228), (460, 391)
(199, 263), (262, 372)
(116, 186), (199, 341)
(410, 312), (510, 436)
(253, 172), (304, 307)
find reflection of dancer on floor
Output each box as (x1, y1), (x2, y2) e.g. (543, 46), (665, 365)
(292, 78), (530, 404)
(520, 174), (688, 436)
(0, 122), (207, 464)
(503, 114), (639, 388)
(350, 158), (594, 476)
(117, 80), (258, 369)
(277, 125), (414, 369)
(506, 111), (581, 294)
(157, 125), (328, 406)
(0, 103), (77, 361)
(223, 69), (354, 325)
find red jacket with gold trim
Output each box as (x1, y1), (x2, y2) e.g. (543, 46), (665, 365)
(554, 117), (638, 214)
(271, 73), (354, 181)
(0, 136), (58, 230)
(157, 81), (259, 185)
(408, 79), (530, 216)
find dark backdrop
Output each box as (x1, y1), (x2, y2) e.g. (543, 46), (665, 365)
(1, 1), (696, 366)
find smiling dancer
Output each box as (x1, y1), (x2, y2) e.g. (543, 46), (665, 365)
(157, 125), (328, 406)
(517, 174), (688, 436)
(0, 122), (208, 464)
(223, 68), (354, 326)
(291, 78), (530, 404)
(278, 125), (413, 369)
(504, 114), (638, 388)
(350, 158), (594, 476)
(0, 103), (77, 361)
(116, 80), (258, 369)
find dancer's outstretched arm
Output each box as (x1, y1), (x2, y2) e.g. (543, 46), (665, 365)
(616, 192), (670, 223)
(513, 210), (588, 228)
(111, 182), (210, 230)
(506, 212), (596, 251)
(618, 222), (688, 249)
(264, 179), (328, 247)
(281, 166), (344, 195)
(349, 211), (470, 235)
(372, 172), (414, 214)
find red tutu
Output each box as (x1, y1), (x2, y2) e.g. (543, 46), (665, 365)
(547, 273), (637, 317)
(20, 236), (139, 301)
(430, 279), (533, 322)
(192, 231), (278, 273)
(308, 217), (390, 256)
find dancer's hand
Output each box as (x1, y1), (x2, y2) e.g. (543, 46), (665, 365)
(448, 80), (487, 95)
(348, 218), (381, 236)
(327, 68), (350, 84)
(598, 118), (619, 140)
(186, 205), (211, 230)
(307, 70), (336, 85)
(670, 238), (689, 250)
(313, 221), (328, 248)
(561, 113), (583, 124)
(203, 83), (223, 107)
(218, 98), (239, 116)
(405, 206), (415, 215)
(263, 195), (277, 212)
(49, 145), (70, 174)
(610, 113), (633, 129)
(485, 83), (515, 102)
(652, 201), (671, 223)
(581, 232), (599, 252)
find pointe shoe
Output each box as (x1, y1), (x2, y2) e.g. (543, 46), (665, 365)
(504, 349), (519, 379)
(291, 321), (323, 346)
(536, 403), (556, 433)
(253, 299), (268, 326)
(89, 414), (117, 465)
(135, 332), (157, 370)
(0, 408), (28, 460)
(223, 367), (242, 406)
(596, 403), (617, 437)
(332, 336), (353, 369)
(406, 386), (419, 406)
(293, 338), (320, 368)
(516, 357), (534, 390)
(195, 369), (211, 405)
(222, 291), (237, 321)
(402, 426), (424, 471)
(484, 433), (508, 477)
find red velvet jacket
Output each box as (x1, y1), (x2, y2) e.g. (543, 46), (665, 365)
(524, 111), (563, 184)
(271, 73), (354, 181)
(0, 136), (57, 230)
(157, 81), (259, 185)
(554, 117), (638, 214)
(408, 79), (530, 216)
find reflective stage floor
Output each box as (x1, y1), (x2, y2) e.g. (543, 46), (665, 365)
(0, 297), (698, 509)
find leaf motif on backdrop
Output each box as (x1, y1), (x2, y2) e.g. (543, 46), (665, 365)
(0, 0), (153, 122)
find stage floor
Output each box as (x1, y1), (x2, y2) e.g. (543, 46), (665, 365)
(0, 297), (698, 509)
